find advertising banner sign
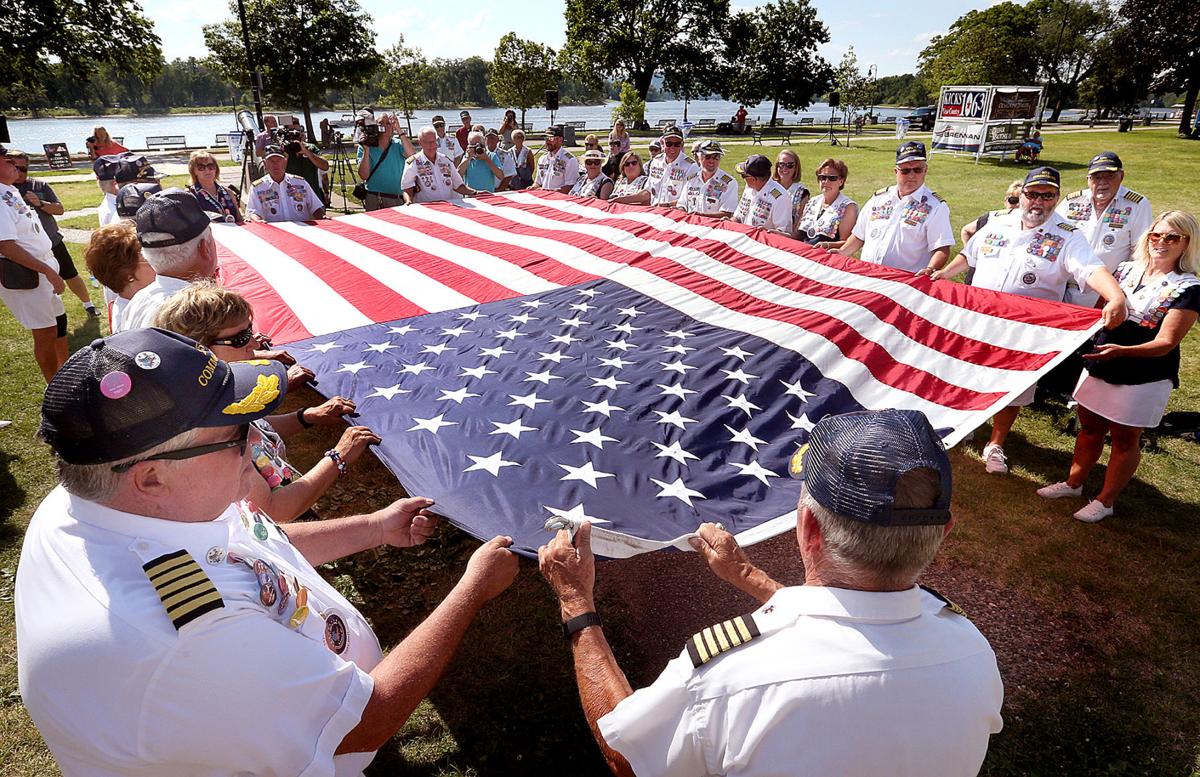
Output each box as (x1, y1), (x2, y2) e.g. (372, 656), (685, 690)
(990, 90), (1041, 121)
(938, 88), (990, 120)
(43, 143), (73, 170)
(931, 121), (986, 153)
(983, 122), (1033, 153)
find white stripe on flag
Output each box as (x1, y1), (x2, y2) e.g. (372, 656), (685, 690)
(340, 212), (561, 296)
(270, 221), (479, 312)
(212, 223), (372, 335)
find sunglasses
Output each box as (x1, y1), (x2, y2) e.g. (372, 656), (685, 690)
(195, 162), (218, 170)
(896, 167), (925, 175)
(623, 160), (641, 167)
(111, 424), (250, 473)
(1148, 232), (1187, 244)
(210, 324), (255, 349)
(701, 153), (722, 160)
(13, 165), (29, 173)
(816, 174), (840, 182)
(664, 141), (683, 147)
(584, 160), (602, 166)
(775, 161), (795, 169)
(1022, 190), (1057, 202)
(1006, 196), (1020, 205)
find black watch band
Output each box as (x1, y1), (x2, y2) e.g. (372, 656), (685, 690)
(562, 611), (603, 640)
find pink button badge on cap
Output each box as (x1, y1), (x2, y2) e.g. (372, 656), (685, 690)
(99, 371), (132, 399)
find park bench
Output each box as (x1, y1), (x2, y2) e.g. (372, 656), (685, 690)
(751, 129), (764, 145)
(798, 117), (814, 127)
(696, 118), (716, 129)
(112, 136), (124, 145)
(882, 116), (897, 124)
(778, 127), (793, 144)
(214, 133), (229, 147)
(145, 135), (188, 150)
(657, 118), (676, 129)
(564, 120), (588, 130)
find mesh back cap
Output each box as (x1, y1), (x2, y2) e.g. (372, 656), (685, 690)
(789, 409), (951, 526)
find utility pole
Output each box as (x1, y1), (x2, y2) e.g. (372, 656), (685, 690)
(235, 0), (265, 129)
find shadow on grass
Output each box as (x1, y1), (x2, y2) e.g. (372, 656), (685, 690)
(0, 447), (27, 525)
(68, 310), (102, 352)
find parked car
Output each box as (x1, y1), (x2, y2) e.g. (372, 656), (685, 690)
(905, 106), (936, 131)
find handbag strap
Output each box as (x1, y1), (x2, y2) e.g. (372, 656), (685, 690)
(364, 140), (394, 184)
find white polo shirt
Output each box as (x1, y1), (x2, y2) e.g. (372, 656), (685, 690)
(401, 152), (465, 203)
(112, 273), (191, 332)
(964, 210), (1103, 303)
(598, 585), (1003, 777)
(0, 182), (64, 329)
(16, 486), (380, 777)
(248, 173), (324, 222)
(644, 153), (698, 206)
(677, 170), (740, 216)
(534, 147), (580, 192)
(1054, 185), (1153, 306)
(98, 192), (121, 227)
(732, 179), (793, 233)
(853, 183), (955, 273)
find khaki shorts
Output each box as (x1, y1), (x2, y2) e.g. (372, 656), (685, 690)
(0, 253), (66, 330)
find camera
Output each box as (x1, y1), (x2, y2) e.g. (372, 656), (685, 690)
(358, 124), (380, 146)
(472, 144), (486, 155)
(272, 127), (304, 154)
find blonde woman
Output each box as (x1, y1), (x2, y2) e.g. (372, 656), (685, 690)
(608, 119), (631, 155)
(1039, 211), (1200, 522)
(961, 179), (1023, 247)
(153, 282), (380, 523)
(187, 150), (242, 223)
(511, 130), (534, 190)
(772, 149), (809, 235)
(800, 158), (858, 247)
(87, 126), (128, 159)
(610, 152), (650, 205)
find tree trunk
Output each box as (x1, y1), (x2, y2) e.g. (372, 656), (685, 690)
(520, 108), (527, 131)
(684, 98), (689, 121)
(633, 68), (655, 102)
(1050, 96), (1064, 123)
(770, 98), (779, 127)
(301, 94), (314, 141)
(1179, 65), (1199, 137)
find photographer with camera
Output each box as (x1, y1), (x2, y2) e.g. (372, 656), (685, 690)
(457, 131), (506, 194)
(279, 119), (329, 205)
(254, 115), (279, 157)
(356, 113), (416, 211)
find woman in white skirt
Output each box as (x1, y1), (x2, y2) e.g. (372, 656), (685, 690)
(1038, 210), (1200, 522)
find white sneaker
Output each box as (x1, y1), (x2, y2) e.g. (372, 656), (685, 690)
(1037, 481), (1083, 499)
(1074, 500), (1113, 523)
(981, 443), (1008, 474)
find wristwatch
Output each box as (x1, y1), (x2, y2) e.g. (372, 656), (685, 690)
(562, 611), (603, 640)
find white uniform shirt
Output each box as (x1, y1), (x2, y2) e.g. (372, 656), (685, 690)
(644, 153), (699, 206)
(401, 152), (465, 203)
(732, 179), (793, 233)
(677, 170), (740, 216)
(247, 173), (324, 222)
(534, 147), (580, 191)
(0, 182), (53, 261)
(852, 183), (955, 273)
(436, 132), (463, 161)
(493, 147), (517, 182)
(964, 210), (1103, 302)
(112, 274), (191, 332)
(569, 173), (613, 199)
(598, 585), (1003, 777)
(97, 192), (121, 227)
(16, 486), (381, 777)
(1055, 185), (1154, 306)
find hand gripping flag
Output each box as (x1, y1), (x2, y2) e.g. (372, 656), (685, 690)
(214, 191), (1102, 557)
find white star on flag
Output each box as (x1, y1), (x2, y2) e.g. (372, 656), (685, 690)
(604, 339), (637, 352)
(598, 356), (635, 369)
(400, 361), (436, 375)
(560, 316), (587, 328)
(310, 342), (341, 353)
(537, 350), (575, 364)
(509, 392), (552, 409)
(387, 324), (417, 335)
(364, 341), (398, 353)
(558, 461), (615, 488)
(781, 379), (817, 401)
(654, 409), (698, 430)
(520, 300), (545, 309)
(663, 329), (692, 339)
(722, 394), (762, 415)
(657, 383), (697, 399)
(611, 322), (641, 334)
(460, 364), (498, 379)
(464, 451), (521, 476)
(720, 345), (754, 361)
(652, 440), (699, 465)
(617, 306), (642, 317)
(721, 367), (759, 384)
(650, 477), (705, 506)
(524, 369), (562, 385)
(408, 414), (458, 434)
(490, 418), (539, 439)
(336, 361), (373, 374)
(509, 313), (537, 324)
(544, 503), (609, 526)
(365, 384), (410, 400)
(576, 288), (599, 298)
(580, 399), (625, 418)
(438, 387), (481, 404)
(458, 311), (485, 321)
(787, 410), (817, 431)
(591, 375), (629, 390)
(479, 345), (513, 359)
(569, 301), (595, 313)
(440, 326), (472, 337)
(570, 427), (620, 450)
(495, 328), (526, 340)
(550, 333), (583, 346)
(660, 360), (696, 375)
(662, 343), (696, 355)
(729, 460), (780, 486)
(726, 425), (767, 451)
(421, 343), (453, 355)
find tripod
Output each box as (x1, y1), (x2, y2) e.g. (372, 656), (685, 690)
(326, 134), (362, 215)
(817, 108), (841, 146)
(236, 137), (261, 208)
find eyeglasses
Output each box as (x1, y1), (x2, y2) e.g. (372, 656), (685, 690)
(195, 162), (218, 170)
(816, 174), (840, 182)
(1148, 232), (1187, 244)
(210, 324), (255, 349)
(111, 424), (250, 473)
(1022, 190), (1058, 202)
(896, 167), (925, 175)
(1006, 196), (1020, 205)
(13, 165), (28, 173)
(584, 160), (602, 166)
(775, 161), (795, 169)
(623, 160), (641, 167)
(701, 153), (722, 160)
(664, 141), (683, 148)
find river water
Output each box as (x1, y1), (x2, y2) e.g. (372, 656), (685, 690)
(7, 99), (916, 154)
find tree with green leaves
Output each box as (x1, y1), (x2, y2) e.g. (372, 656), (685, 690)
(723, 0), (832, 126)
(1030, 0), (1114, 121)
(611, 82), (646, 127)
(381, 37), (430, 132)
(834, 48), (874, 124)
(917, 3), (1040, 95)
(561, 0), (731, 101)
(203, 0), (382, 136)
(1118, 0), (1199, 137)
(1, 0), (162, 109)
(661, 37), (725, 121)
(488, 33), (560, 128)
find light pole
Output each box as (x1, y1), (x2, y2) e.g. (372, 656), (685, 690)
(867, 64), (877, 123)
(235, 0), (265, 129)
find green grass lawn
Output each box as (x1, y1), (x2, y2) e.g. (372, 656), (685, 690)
(3, 130), (1200, 775)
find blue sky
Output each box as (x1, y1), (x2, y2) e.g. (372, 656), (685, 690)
(142, 0), (1002, 77)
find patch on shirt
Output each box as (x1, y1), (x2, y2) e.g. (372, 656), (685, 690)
(1102, 206), (1132, 229)
(686, 614), (761, 668)
(901, 198), (932, 226)
(1066, 201), (1091, 221)
(142, 549), (224, 630)
(1027, 231), (1065, 262)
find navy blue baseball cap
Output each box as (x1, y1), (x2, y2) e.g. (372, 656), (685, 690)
(40, 328), (288, 465)
(788, 409), (952, 526)
(1023, 166), (1061, 189)
(1087, 151), (1122, 174)
(545, 125), (564, 138)
(134, 188), (211, 248)
(736, 154), (772, 178)
(93, 153), (158, 183)
(896, 141), (927, 164)
(115, 181), (164, 218)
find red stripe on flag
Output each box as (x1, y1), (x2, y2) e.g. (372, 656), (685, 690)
(366, 206), (599, 288)
(217, 244), (312, 344)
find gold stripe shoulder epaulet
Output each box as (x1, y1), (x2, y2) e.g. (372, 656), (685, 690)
(929, 190), (946, 204)
(1123, 190), (1144, 203)
(920, 584), (968, 617)
(143, 549), (224, 630)
(686, 613), (761, 668)
(1057, 221), (1077, 232)
(874, 186), (891, 196)
(1067, 189), (1085, 200)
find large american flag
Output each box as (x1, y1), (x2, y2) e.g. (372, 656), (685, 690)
(214, 191), (1102, 557)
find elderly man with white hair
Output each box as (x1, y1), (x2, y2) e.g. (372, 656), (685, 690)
(401, 126), (479, 204)
(457, 130), (506, 194)
(113, 189), (218, 333)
